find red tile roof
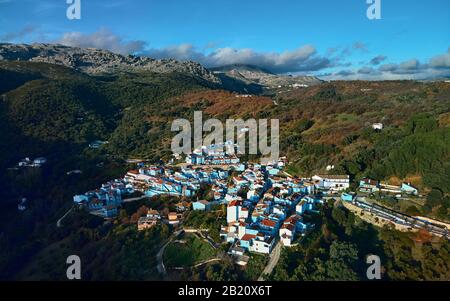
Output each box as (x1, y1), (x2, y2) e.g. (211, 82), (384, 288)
(285, 214), (301, 224)
(281, 224), (295, 231)
(228, 200), (242, 207)
(240, 234), (256, 241)
(261, 219), (277, 228)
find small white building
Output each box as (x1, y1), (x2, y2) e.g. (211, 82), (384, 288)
(296, 200), (306, 215)
(312, 175), (350, 192)
(372, 123), (384, 130)
(249, 235), (275, 254)
(33, 157), (47, 166)
(18, 198), (27, 211)
(279, 224), (295, 246)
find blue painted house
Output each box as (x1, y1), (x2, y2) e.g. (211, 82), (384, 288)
(401, 183), (418, 195)
(341, 192), (356, 202)
(192, 200), (211, 211)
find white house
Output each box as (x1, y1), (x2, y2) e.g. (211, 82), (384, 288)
(312, 174), (350, 192)
(227, 200), (242, 223)
(249, 235), (275, 254)
(372, 123), (384, 130)
(296, 200), (306, 215)
(239, 207), (249, 220)
(279, 223), (295, 246)
(73, 194), (89, 204)
(33, 157), (47, 166)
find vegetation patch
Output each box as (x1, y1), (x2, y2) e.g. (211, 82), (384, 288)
(164, 233), (217, 268)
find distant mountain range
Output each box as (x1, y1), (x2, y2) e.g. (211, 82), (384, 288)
(0, 43), (322, 94)
(211, 64), (322, 90)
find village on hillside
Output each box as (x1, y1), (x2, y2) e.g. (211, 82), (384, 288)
(71, 142), (449, 267)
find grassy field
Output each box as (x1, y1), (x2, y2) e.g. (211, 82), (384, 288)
(164, 233), (216, 267)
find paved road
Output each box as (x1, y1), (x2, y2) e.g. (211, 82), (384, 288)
(258, 241), (282, 281)
(172, 258), (222, 270)
(192, 258), (221, 268)
(156, 230), (183, 279)
(195, 231), (219, 249)
(122, 195), (149, 203)
(56, 207), (73, 228)
(156, 240), (170, 279)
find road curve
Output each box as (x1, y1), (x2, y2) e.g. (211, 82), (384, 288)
(156, 230), (183, 279)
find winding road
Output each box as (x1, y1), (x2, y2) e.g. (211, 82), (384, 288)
(156, 229), (184, 279)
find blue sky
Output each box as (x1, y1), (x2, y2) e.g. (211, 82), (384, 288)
(0, 0), (449, 79)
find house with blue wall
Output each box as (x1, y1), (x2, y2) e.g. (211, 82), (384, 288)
(401, 183), (419, 195)
(100, 205), (118, 218)
(192, 200), (211, 211)
(239, 234), (255, 250)
(341, 192), (356, 202)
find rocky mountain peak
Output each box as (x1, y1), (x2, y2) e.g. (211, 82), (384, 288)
(0, 43), (220, 84)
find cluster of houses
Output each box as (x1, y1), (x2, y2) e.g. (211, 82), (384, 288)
(220, 163), (334, 264)
(359, 178), (419, 196)
(72, 140), (358, 267)
(16, 157), (47, 168)
(72, 150), (241, 218)
(124, 163), (232, 199)
(185, 142), (242, 166)
(137, 209), (161, 230)
(137, 202), (189, 231)
(70, 137), (430, 270)
(73, 179), (134, 218)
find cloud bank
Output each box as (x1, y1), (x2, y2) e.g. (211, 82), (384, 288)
(143, 44), (333, 73)
(53, 29), (334, 73)
(58, 28), (147, 55)
(3, 27), (448, 80)
(323, 51), (450, 80)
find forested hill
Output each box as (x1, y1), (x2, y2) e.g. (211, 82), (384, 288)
(1, 60), (450, 205)
(1, 59), (450, 224)
(0, 58), (449, 281)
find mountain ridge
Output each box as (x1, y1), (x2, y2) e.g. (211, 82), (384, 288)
(0, 43), (323, 94)
(0, 43), (221, 84)
(211, 63), (323, 90)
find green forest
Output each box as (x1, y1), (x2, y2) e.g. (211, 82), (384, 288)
(270, 201), (450, 281)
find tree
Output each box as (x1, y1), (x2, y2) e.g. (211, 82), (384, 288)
(426, 189), (443, 208)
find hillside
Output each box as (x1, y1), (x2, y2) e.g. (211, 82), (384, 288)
(0, 57), (449, 281)
(1, 60), (450, 200)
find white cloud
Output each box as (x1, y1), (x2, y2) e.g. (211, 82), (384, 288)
(144, 44), (332, 73)
(430, 47), (450, 68)
(57, 28), (147, 55)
